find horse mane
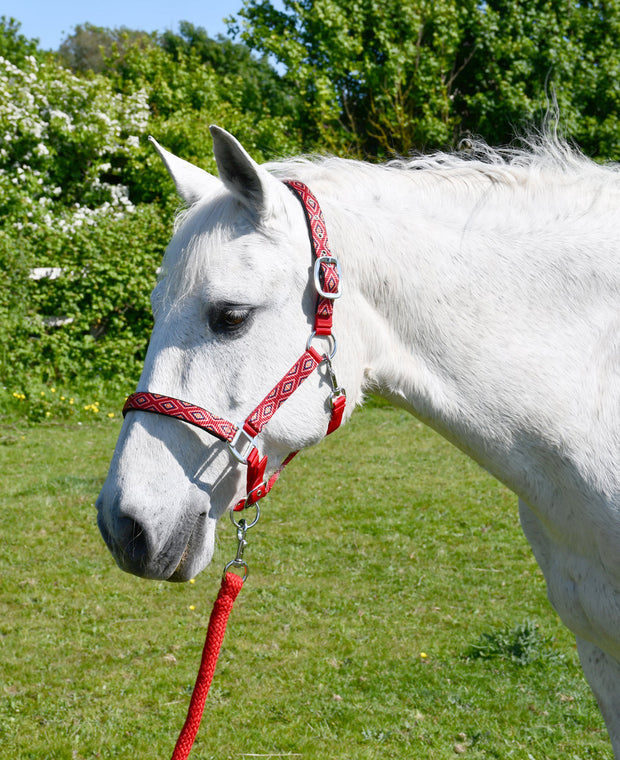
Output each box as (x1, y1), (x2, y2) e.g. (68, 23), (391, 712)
(266, 131), (620, 195)
(159, 131), (620, 306)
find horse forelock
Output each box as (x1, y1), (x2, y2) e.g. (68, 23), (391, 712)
(155, 191), (265, 308)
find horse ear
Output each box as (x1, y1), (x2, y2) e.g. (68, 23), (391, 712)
(149, 136), (219, 206)
(209, 125), (282, 220)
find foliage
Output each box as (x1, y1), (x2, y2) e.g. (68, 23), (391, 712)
(235, 0), (620, 158)
(0, 48), (159, 403)
(0, 15), (39, 64)
(57, 22), (157, 74)
(454, 0), (620, 159)
(0, 408), (609, 757)
(0, 21), (302, 406)
(1, 203), (169, 398)
(234, 0), (466, 154)
(159, 21), (301, 123)
(464, 619), (566, 666)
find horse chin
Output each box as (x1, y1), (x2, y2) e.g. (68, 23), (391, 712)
(166, 513), (215, 582)
(167, 538), (211, 582)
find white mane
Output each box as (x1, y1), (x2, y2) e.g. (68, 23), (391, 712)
(158, 135), (620, 318)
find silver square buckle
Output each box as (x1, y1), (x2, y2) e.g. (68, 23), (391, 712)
(227, 427), (255, 464)
(313, 256), (342, 299)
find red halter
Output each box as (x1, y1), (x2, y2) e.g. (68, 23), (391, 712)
(122, 180), (346, 512)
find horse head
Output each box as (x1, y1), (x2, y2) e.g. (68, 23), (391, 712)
(96, 127), (355, 581)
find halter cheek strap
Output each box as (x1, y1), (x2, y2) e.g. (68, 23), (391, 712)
(122, 180), (346, 511)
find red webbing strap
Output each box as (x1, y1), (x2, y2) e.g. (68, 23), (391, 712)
(243, 347), (322, 436)
(235, 450), (299, 510)
(170, 571), (244, 760)
(123, 393), (238, 443)
(285, 180), (340, 336)
(327, 394), (346, 435)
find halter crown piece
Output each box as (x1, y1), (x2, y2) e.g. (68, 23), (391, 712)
(122, 180), (346, 513)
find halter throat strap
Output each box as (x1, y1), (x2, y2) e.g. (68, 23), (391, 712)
(123, 180), (345, 511)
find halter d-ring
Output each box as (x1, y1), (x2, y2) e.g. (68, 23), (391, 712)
(306, 331), (337, 359)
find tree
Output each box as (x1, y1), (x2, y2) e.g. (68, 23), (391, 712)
(234, 0), (620, 159)
(58, 22), (155, 74)
(159, 21), (301, 121)
(453, 0), (620, 158)
(0, 16), (39, 64)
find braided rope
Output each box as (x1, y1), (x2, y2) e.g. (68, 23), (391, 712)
(170, 572), (244, 760)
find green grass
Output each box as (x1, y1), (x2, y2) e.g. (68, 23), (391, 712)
(0, 402), (611, 759)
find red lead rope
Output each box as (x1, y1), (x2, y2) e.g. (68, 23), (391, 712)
(170, 572), (243, 760)
(120, 180), (344, 759)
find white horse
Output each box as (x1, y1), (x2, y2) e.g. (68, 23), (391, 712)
(97, 126), (620, 754)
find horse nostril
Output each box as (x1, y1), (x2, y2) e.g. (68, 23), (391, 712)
(114, 515), (151, 563)
(98, 510), (152, 570)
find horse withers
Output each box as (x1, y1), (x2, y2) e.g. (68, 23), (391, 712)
(96, 126), (620, 754)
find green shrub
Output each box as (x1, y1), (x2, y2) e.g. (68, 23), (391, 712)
(464, 619), (565, 666)
(1, 202), (171, 413)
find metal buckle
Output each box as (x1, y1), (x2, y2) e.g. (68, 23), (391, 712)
(227, 427), (255, 464)
(313, 256), (342, 299)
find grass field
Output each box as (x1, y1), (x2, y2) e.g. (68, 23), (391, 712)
(0, 401), (611, 759)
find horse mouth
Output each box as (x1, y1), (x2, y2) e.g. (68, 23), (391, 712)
(167, 512), (207, 582)
(96, 500), (209, 582)
(170, 543), (192, 581)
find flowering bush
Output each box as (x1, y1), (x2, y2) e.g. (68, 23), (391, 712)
(0, 54), (149, 230)
(0, 51), (160, 418)
(0, 24), (304, 423)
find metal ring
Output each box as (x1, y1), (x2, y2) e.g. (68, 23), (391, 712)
(230, 502), (260, 530)
(306, 331), (337, 359)
(223, 558), (248, 581)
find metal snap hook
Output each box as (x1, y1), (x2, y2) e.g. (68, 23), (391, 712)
(223, 558), (249, 581)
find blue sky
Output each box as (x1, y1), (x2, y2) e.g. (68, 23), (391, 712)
(8, 0), (249, 51)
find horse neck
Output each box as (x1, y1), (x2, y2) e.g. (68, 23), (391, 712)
(314, 165), (620, 496)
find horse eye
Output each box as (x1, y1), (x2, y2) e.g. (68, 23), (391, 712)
(209, 305), (251, 334)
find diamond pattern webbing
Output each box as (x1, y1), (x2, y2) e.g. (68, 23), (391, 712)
(123, 392), (238, 443)
(244, 348), (322, 436)
(285, 180), (340, 335)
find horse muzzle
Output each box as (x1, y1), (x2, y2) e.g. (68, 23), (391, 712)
(95, 491), (212, 582)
